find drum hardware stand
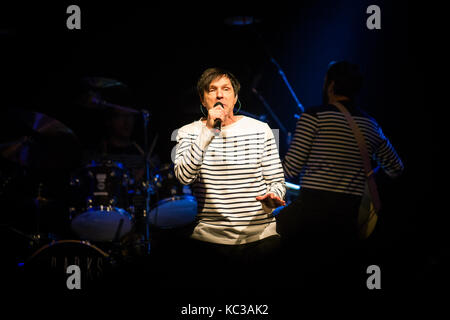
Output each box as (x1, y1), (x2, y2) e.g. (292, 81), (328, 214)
(0, 182), (52, 250)
(141, 109), (152, 255)
(108, 218), (125, 263)
(2, 224), (36, 246)
(113, 218), (124, 243)
(31, 182), (47, 247)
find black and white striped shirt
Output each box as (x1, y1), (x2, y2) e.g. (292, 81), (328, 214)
(174, 116), (286, 245)
(283, 103), (404, 196)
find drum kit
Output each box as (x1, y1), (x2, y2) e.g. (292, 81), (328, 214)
(0, 92), (197, 291)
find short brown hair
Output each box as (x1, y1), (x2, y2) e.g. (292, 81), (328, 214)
(197, 67), (241, 100)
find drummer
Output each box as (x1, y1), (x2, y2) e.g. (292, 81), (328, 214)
(80, 79), (160, 180)
(77, 79), (160, 253)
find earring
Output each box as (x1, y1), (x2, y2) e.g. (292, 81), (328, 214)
(234, 99), (242, 114)
(199, 104), (207, 117)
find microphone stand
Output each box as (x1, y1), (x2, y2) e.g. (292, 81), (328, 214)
(251, 88), (288, 136)
(251, 27), (305, 114)
(251, 88), (294, 148)
(141, 109), (151, 255)
(269, 58), (305, 114)
(245, 26), (304, 148)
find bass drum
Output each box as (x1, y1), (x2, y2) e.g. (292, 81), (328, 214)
(69, 160), (135, 242)
(148, 163), (197, 229)
(20, 240), (113, 292)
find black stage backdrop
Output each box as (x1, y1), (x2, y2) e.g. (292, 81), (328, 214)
(0, 0), (438, 315)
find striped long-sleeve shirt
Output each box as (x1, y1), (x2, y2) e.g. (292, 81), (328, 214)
(283, 103), (404, 196)
(174, 116), (286, 245)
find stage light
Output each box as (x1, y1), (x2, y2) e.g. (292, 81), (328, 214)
(224, 16), (258, 26)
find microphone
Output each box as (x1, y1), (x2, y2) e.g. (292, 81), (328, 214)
(213, 102), (224, 134)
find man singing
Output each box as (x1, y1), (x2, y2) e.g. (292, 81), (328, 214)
(173, 67), (286, 286)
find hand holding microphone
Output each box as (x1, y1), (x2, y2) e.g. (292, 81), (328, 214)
(206, 102), (225, 134)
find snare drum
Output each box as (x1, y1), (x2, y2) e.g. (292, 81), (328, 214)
(148, 163), (197, 229)
(69, 160), (134, 242)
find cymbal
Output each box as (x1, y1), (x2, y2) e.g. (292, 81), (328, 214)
(76, 76), (139, 113)
(81, 76), (127, 89)
(18, 108), (76, 137)
(79, 91), (140, 114)
(0, 108), (80, 168)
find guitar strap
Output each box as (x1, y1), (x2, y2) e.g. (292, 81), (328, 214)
(331, 102), (381, 212)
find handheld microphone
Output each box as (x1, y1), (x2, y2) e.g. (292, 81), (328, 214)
(213, 102), (224, 133)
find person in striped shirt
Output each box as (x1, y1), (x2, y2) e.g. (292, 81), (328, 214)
(173, 67), (286, 285)
(277, 61), (404, 284)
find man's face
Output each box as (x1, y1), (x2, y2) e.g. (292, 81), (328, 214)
(202, 75), (238, 116)
(110, 111), (135, 138)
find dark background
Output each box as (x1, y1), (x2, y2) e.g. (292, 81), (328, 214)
(0, 0), (439, 311)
